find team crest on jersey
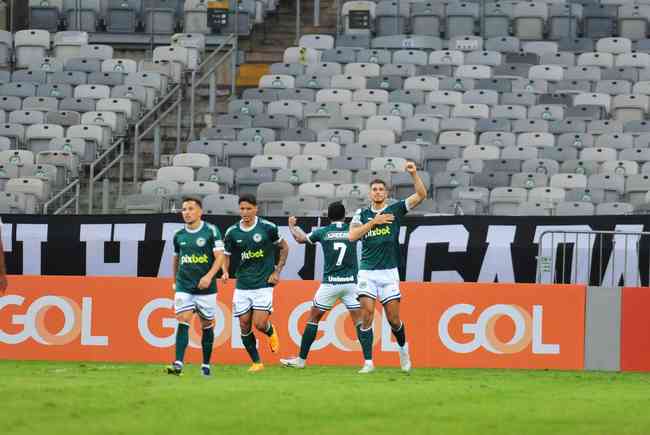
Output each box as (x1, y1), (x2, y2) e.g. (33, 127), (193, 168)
(196, 237), (206, 247)
(253, 233), (262, 243)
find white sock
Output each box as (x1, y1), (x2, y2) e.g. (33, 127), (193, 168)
(202, 363), (210, 368)
(174, 360), (184, 367)
(364, 360), (374, 366)
(297, 357), (306, 364)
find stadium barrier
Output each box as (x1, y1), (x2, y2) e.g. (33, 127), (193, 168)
(3, 214), (650, 285)
(1, 277), (589, 370)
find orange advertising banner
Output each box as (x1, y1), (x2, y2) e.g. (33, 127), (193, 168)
(0, 277), (585, 370)
(620, 287), (650, 372)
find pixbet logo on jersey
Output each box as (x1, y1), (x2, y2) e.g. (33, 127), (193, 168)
(0, 295), (108, 346)
(438, 304), (560, 355)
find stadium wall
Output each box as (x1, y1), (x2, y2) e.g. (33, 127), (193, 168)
(0, 277), (587, 370)
(2, 214), (650, 285)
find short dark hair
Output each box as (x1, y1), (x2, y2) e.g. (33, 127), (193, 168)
(182, 196), (202, 208)
(369, 179), (387, 188)
(328, 201), (346, 221)
(238, 193), (257, 206)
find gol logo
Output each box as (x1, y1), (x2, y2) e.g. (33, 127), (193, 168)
(0, 295), (107, 346)
(138, 298), (231, 348)
(438, 304), (560, 355)
(288, 302), (383, 352)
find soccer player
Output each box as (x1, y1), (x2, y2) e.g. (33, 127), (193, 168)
(167, 197), (226, 377)
(349, 161), (427, 373)
(280, 201), (362, 369)
(222, 194), (289, 372)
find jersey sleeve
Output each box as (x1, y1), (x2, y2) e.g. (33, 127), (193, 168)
(172, 231), (180, 256)
(267, 221), (282, 244)
(306, 227), (324, 244)
(223, 227), (234, 256)
(210, 224), (224, 252)
(390, 200), (409, 217)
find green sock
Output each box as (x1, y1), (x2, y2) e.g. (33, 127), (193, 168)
(201, 327), (214, 365)
(175, 323), (190, 363)
(356, 324), (373, 361)
(392, 322), (406, 347)
(299, 322), (318, 360)
(263, 322), (274, 337)
(241, 331), (260, 363)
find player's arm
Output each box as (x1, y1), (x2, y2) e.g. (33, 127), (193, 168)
(288, 216), (309, 244)
(268, 239), (289, 285)
(405, 161), (427, 210)
(198, 248), (225, 289)
(171, 233), (179, 291)
(349, 212), (394, 241)
(221, 230), (232, 283)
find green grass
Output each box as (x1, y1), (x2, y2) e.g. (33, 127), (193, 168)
(2, 361), (650, 435)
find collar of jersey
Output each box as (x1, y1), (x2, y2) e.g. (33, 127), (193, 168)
(239, 216), (258, 232)
(370, 203), (388, 213)
(185, 220), (204, 234)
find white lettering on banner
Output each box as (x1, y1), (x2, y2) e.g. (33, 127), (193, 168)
(2, 222), (12, 253)
(16, 224), (47, 275)
(534, 225), (594, 284)
(438, 304), (559, 355)
(0, 295), (107, 346)
(158, 223), (184, 277)
(138, 298), (176, 348)
(80, 224), (146, 276)
(278, 226), (305, 280)
(405, 225), (468, 282)
(288, 302), (383, 351)
(478, 226), (516, 283)
(602, 224), (643, 287)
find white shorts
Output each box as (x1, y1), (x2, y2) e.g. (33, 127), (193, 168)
(174, 292), (217, 320)
(356, 268), (401, 305)
(313, 283), (361, 311)
(233, 287), (274, 317)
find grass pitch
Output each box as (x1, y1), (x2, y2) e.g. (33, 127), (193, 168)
(2, 361), (650, 435)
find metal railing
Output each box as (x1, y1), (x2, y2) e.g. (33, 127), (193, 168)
(88, 138), (125, 213)
(133, 81), (183, 182)
(536, 230), (650, 287)
(187, 33), (238, 141)
(43, 180), (81, 214)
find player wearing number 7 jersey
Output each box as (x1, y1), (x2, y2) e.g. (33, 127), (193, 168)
(349, 161), (427, 373)
(280, 201), (362, 369)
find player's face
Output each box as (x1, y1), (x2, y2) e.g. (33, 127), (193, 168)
(369, 182), (387, 205)
(239, 201), (258, 224)
(181, 201), (202, 225)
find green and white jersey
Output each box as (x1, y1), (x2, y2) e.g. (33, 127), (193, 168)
(173, 221), (224, 295)
(223, 217), (283, 290)
(351, 200), (409, 271)
(307, 221), (358, 284)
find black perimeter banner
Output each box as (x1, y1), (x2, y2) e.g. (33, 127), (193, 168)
(2, 214), (650, 286)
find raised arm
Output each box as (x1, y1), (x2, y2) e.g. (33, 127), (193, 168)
(0, 236), (7, 294)
(405, 161), (427, 210)
(288, 216), (309, 244)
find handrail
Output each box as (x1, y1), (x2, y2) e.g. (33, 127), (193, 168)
(88, 138), (125, 213)
(187, 34), (237, 141)
(536, 229), (650, 286)
(43, 179), (80, 215)
(133, 84), (184, 181)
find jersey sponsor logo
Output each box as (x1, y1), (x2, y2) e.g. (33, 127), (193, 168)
(180, 242), (187, 246)
(180, 254), (210, 265)
(325, 231), (349, 240)
(241, 249), (264, 260)
(196, 237), (206, 247)
(327, 275), (355, 283)
(366, 226), (391, 237)
(253, 233), (262, 243)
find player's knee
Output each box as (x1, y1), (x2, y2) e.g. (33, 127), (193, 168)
(386, 313), (401, 329)
(253, 321), (268, 332)
(201, 319), (215, 329)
